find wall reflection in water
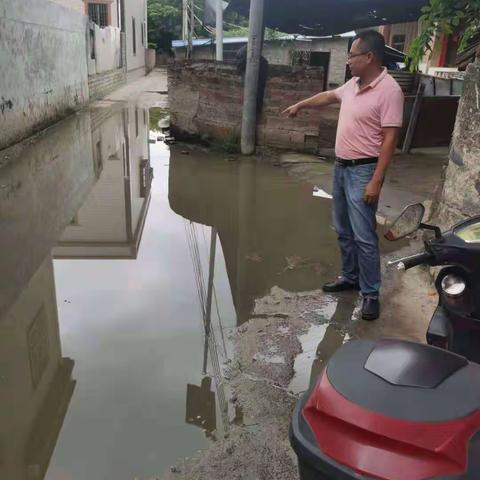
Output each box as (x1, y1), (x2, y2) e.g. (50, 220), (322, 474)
(0, 255), (75, 480)
(0, 102), (151, 479)
(54, 106), (152, 259)
(168, 148), (341, 326)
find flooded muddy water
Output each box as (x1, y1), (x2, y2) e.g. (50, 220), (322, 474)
(0, 102), (396, 479)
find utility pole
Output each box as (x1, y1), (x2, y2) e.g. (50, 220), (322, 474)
(188, 0), (194, 59)
(216, 0), (223, 61)
(240, 0), (265, 155)
(183, 0), (194, 59)
(182, 0), (188, 41)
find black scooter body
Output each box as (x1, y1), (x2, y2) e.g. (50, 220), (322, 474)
(290, 210), (480, 480)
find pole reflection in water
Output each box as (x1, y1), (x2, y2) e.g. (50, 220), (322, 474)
(184, 224), (231, 439)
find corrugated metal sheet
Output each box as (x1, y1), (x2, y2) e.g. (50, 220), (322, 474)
(226, 0), (428, 36)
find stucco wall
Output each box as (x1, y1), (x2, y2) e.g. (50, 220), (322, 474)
(93, 25), (122, 73)
(436, 59), (480, 228)
(124, 0), (147, 78)
(49, 0), (85, 13)
(0, 0), (89, 150)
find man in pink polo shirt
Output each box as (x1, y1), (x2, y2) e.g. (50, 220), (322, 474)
(283, 30), (404, 320)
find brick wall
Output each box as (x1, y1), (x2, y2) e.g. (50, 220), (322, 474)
(88, 68), (126, 101)
(168, 61), (339, 152)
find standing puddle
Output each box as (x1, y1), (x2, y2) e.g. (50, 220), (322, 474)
(289, 294), (359, 394)
(0, 102), (369, 479)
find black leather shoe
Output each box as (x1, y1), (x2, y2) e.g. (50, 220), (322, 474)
(322, 277), (360, 293)
(362, 296), (380, 321)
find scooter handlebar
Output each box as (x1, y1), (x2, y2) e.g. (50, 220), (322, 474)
(388, 252), (434, 271)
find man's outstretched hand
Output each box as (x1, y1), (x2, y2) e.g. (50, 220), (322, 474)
(281, 104), (300, 118)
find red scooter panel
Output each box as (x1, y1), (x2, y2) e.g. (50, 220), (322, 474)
(303, 372), (480, 480)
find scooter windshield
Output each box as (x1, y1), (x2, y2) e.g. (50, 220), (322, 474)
(455, 221), (480, 243)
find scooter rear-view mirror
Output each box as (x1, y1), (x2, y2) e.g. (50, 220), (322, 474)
(384, 203), (425, 241)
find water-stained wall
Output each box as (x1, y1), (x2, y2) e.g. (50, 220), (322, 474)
(0, 0), (89, 150)
(168, 61), (339, 153)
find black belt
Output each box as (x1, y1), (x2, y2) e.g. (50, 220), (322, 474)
(335, 157), (378, 167)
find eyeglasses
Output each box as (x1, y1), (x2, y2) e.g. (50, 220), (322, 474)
(347, 51), (370, 60)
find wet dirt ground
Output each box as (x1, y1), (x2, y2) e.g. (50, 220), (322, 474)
(0, 70), (441, 480)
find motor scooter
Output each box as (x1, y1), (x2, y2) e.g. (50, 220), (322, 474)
(290, 203), (480, 479)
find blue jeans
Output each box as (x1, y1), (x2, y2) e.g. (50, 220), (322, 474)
(332, 162), (380, 296)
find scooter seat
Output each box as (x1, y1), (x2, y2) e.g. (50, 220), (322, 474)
(326, 339), (480, 422)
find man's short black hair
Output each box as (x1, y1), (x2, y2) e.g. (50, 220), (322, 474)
(354, 30), (385, 62)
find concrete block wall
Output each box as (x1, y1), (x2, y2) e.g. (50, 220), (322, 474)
(168, 61), (338, 152)
(0, 0), (89, 150)
(88, 69), (126, 101)
(310, 37), (349, 88)
(263, 39), (312, 66)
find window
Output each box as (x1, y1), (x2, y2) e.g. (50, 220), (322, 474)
(392, 35), (406, 52)
(135, 108), (139, 137)
(141, 22), (145, 47)
(132, 17), (136, 55)
(88, 3), (109, 28)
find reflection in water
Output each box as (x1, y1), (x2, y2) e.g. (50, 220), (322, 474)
(186, 377), (216, 439)
(0, 107), (97, 480)
(168, 150), (341, 325)
(0, 102), (152, 480)
(184, 225), (230, 439)
(0, 98), (376, 478)
(308, 295), (358, 388)
(0, 256), (75, 480)
(288, 294), (358, 394)
(54, 106), (152, 259)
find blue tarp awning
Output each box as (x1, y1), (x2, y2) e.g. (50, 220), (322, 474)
(226, 0), (428, 36)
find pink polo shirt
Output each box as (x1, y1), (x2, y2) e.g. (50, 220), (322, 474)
(334, 68), (404, 160)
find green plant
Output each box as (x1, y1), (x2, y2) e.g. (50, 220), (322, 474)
(265, 28), (287, 41)
(408, 0), (480, 70)
(147, 0), (182, 52)
(216, 132), (241, 153)
(224, 26), (249, 38)
(149, 107), (170, 131)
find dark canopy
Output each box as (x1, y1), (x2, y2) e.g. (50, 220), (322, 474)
(227, 0), (428, 36)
